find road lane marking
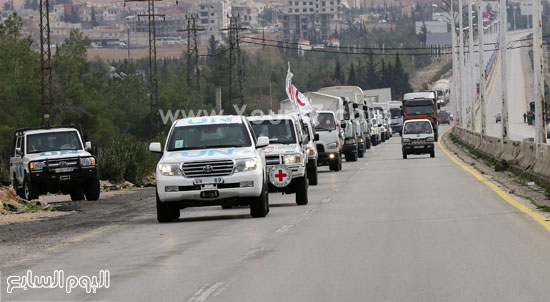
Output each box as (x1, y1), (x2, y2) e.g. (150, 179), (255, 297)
(187, 282), (226, 302)
(241, 247), (265, 260)
(275, 224), (294, 233)
(321, 197), (332, 204)
(439, 127), (550, 233)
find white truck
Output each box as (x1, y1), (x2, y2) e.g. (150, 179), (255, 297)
(10, 125), (100, 201)
(280, 92), (343, 172)
(401, 119), (436, 159)
(149, 116), (270, 222)
(389, 101), (404, 134)
(248, 114), (310, 205)
(318, 86), (365, 161)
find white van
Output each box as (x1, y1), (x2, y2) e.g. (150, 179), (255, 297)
(401, 119), (436, 159)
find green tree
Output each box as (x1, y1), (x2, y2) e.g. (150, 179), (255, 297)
(333, 60), (345, 85)
(347, 62), (357, 86)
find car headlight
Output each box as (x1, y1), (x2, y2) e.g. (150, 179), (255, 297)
(234, 158), (259, 172)
(158, 163), (181, 176)
(426, 137), (435, 142)
(359, 138), (364, 143)
(402, 138), (411, 143)
(345, 138), (356, 145)
(30, 161), (46, 171)
(283, 154), (301, 165)
(327, 142), (338, 150)
(308, 148), (316, 156)
(80, 157), (96, 167)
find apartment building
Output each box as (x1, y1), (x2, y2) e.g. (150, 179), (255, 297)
(279, 0), (342, 43)
(188, 0), (231, 45)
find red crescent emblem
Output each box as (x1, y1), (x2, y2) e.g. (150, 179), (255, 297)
(295, 90), (306, 106)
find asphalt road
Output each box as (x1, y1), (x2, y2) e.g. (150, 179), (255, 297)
(2, 129), (550, 302)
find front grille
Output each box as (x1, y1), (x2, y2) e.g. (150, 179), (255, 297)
(265, 155), (281, 166)
(410, 139), (426, 144)
(47, 158), (80, 172)
(181, 160), (234, 178)
(316, 144), (325, 153)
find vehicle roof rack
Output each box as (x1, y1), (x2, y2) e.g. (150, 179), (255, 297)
(14, 124), (77, 135)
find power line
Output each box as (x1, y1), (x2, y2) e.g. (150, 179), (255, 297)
(178, 15), (204, 92)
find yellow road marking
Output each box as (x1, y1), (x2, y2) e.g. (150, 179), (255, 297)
(438, 126), (550, 233)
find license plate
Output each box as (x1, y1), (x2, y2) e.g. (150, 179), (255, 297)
(193, 177), (224, 185)
(55, 167), (73, 173)
(200, 190), (219, 198)
(59, 175), (71, 181)
(413, 145), (424, 149)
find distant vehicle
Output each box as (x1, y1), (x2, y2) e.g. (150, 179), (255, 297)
(437, 111), (451, 125)
(10, 125), (100, 201)
(150, 116), (270, 222)
(280, 92), (344, 172)
(389, 101), (404, 134)
(401, 119), (436, 159)
(495, 112), (502, 123)
(402, 91), (440, 141)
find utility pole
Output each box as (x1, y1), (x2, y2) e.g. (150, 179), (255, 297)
(500, 0), (509, 147)
(533, 0), (547, 156)
(451, 0), (461, 127)
(223, 15), (246, 111)
(125, 0), (164, 138)
(468, 0), (475, 130)
(127, 27), (131, 61)
(459, 0), (466, 128)
(39, 0), (53, 127)
(179, 15), (204, 92)
(479, 0), (487, 136)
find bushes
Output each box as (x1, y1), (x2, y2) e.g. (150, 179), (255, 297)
(97, 135), (160, 185)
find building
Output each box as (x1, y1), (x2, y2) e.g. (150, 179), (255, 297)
(415, 20), (448, 34)
(279, 0), (343, 43)
(188, 0), (231, 45)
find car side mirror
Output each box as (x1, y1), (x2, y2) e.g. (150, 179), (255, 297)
(340, 122), (346, 129)
(353, 103), (359, 109)
(85, 141), (92, 152)
(378, 124), (383, 127)
(314, 133), (320, 141)
(149, 142), (162, 154)
(301, 134), (310, 144)
(437, 104), (441, 110)
(15, 147), (22, 156)
(355, 112), (360, 119)
(256, 136), (269, 148)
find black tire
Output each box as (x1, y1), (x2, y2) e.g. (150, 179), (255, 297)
(308, 161), (318, 185)
(338, 154), (343, 170)
(366, 140), (371, 150)
(381, 134), (386, 143)
(329, 156), (340, 171)
(23, 178), (39, 200)
(13, 176), (24, 199)
(250, 179), (269, 217)
(345, 152), (358, 162)
(84, 176), (100, 201)
(358, 148), (364, 158)
(70, 186), (84, 201)
(403, 152), (407, 159)
(295, 172), (309, 206)
(430, 150), (435, 158)
(156, 190), (180, 222)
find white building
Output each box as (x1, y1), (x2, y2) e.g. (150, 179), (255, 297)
(415, 20), (448, 34)
(188, 0), (231, 45)
(280, 0), (343, 43)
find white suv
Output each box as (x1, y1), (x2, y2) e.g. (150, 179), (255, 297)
(150, 116), (270, 222)
(248, 114), (310, 205)
(10, 126), (100, 201)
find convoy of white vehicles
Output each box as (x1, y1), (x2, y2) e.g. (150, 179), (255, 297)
(10, 82), (451, 222)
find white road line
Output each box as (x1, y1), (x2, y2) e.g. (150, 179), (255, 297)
(241, 247), (265, 260)
(275, 224), (294, 233)
(303, 209), (317, 216)
(187, 282), (226, 302)
(321, 197), (332, 204)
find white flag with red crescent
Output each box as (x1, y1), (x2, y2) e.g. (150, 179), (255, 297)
(286, 63), (318, 125)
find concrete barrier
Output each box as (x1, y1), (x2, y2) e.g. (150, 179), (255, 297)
(517, 140), (537, 170)
(499, 139), (521, 163)
(531, 144), (550, 178)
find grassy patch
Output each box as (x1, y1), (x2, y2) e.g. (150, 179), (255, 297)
(431, 61), (452, 83)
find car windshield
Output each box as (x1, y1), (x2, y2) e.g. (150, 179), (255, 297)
(315, 113), (336, 131)
(404, 121), (433, 134)
(436, 90), (444, 97)
(390, 108), (402, 118)
(26, 131), (83, 154)
(251, 120), (297, 144)
(405, 104), (434, 115)
(438, 112), (449, 117)
(167, 123), (252, 151)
